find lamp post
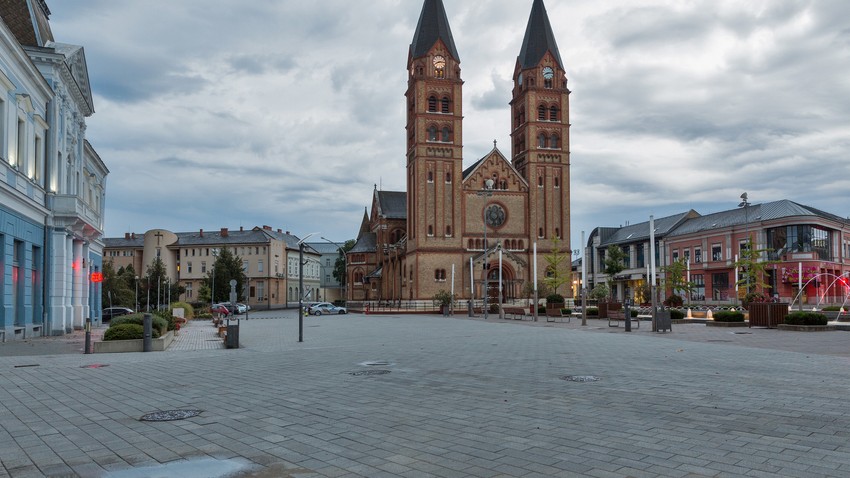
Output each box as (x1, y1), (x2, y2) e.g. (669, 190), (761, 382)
(477, 179), (495, 319)
(134, 275), (139, 312)
(321, 237), (348, 303)
(298, 232), (319, 343)
(738, 192), (750, 295)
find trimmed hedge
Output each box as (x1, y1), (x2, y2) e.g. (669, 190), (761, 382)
(561, 308), (572, 315)
(822, 306), (841, 312)
(713, 311), (745, 322)
(103, 324), (161, 341)
(784, 311), (828, 326)
(110, 313), (168, 333)
(669, 309), (685, 321)
(586, 307), (599, 316)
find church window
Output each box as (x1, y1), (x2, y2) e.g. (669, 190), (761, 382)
(554, 176), (560, 188)
(434, 269), (446, 281)
(468, 239), (473, 249)
(500, 179), (508, 190)
(428, 126), (437, 141)
(441, 97), (450, 113)
(445, 225), (452, 236)
(428, 96), (437, 112)
(538, 105), (546, 121)
(538, 228), (544, 238)
(520, 108), (525, 124)
(445, 172), (451, 183)
(428, 225), (434, 236)
(538, 176), (543, 187)
(441, 127), (450, 142)
(551, 134), (559, 149)
(518, 240), (524, 250)
(544, 78), (552, 89)
(538, 133), (547, 148)
(555, 227), (561, 239)
(427, 171), (434, 182)
(550, 106), (558, 121)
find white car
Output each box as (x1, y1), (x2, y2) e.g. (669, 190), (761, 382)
(308, 302), (347, 315)
(235, 303), (248, 314)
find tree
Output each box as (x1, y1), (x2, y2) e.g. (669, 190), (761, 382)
(734, 237), (777, 301)
(102, 261), (134, 308)
(542, 237), (570, 296)
(522, 280), (551, 301)
(332, 239), (356, 287)
(143, 257), (168, 310)
(203, 246), (247, 303)
(661, 258), (693, 299)
(589, 283), (610, 301)
(603, 245), (626, 300)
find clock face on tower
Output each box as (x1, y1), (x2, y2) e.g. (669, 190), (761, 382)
(433, 55), (446, 70)
(542, 67), (554, 79)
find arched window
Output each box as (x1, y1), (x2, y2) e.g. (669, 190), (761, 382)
(538, 176), (543, 187)
(520, 108), (525, 124)
(428, 225), (433, 236)
(427, 171), (434, 182)
(500, 179), (508, 190)
(518, 240), (524, 250)
(445, 172), (452, 183)
(441, 97), (450, 113)
(428, 126), (437, 141)
(550, 106), (558, 121)
(468, 239), (474, 249)
(428, 96), (437, 112)
(551, 134), (559, 149)
(538, 227), (544, 238)
(538, 133), (547, 148)
(441, 127), (450, 142)
(538, 105), (546, 121)
(445, 225), (452, 236)
(555, 228), (560, 239)
(554, 176), (560, 188)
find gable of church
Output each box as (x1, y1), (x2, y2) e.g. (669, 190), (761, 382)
(462, 149), (528, 193)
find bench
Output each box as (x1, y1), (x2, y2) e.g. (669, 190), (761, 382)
(608, 310), (640, 328)
(546, 308), (571, 323)
(503, 307), (531, 320)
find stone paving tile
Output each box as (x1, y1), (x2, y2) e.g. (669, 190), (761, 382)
(2, 311), (850, 477)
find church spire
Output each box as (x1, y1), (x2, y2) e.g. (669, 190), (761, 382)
(410, 0), (459, 61)
(518, 0), (562, 69)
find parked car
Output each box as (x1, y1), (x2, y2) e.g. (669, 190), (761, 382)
(102, 307), (134, 321)
(211, 304), (233, 316)
(308, 302), (347, 315)
(235, 303), (248, 314)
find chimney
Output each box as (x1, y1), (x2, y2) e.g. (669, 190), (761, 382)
(200, 229), (204, 237)
(263, 225), (271, 230)
(221, 227), (229, 237)
(125, 232), (130, 239)
(285, 231), (290, 235)
(131, 233), (136, 240)
(277, 229), (282, 233)
(240, 226), (243, 232)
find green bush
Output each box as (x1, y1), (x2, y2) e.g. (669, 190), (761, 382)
(663, 294), (683, 307)
(103, 324), (160, 341)
(560, 308), (572, 315)
(170, 301), (195, 320)
(822, 306), (841, 312)
(785, 312), (828, 326)
(110, 313), (168, 333)
(546, 293), (564, 304)
(586, 307), (599, 316)
(669, 309), (685, 320)
(630, 309), (638, 318)
(537, 306), (546, 314)
(713, 311), (745, 322)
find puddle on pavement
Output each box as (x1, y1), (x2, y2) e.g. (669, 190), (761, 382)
(103, 457), (253, 478)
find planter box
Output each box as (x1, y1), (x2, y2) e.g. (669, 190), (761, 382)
(706, 321), (748, 327)
(748, 303), (789, 328)
(777, 324), (836, 332)
(93, 331), (175, 353)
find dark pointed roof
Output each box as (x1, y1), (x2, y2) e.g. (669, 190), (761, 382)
(410, 0), (459, 61)
(518, 0), (563, 69)
(0, 0), (53, 47)
(375, 191), (407, 220)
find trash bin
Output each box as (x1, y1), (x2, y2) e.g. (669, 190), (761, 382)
(656, 309), (672, 333)
(225, 319), (240, 349)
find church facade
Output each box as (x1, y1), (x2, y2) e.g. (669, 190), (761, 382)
(348, 0), (571, 304)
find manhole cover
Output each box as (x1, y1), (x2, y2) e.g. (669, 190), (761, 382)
(348, 370), (391, 376)
(561, 375), (601, 382)
(81, 364), (109, 368)
(139, 409), (202, 421)
(732, 332), (752, 335)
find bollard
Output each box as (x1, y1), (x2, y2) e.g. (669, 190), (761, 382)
(624, 300), (631, 332)
(143, 313), (152, 352)
(467, 300), (473, 317)
(84, 318), (92, 354)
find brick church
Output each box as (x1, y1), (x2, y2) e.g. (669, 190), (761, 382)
(348, 0), (571, 303)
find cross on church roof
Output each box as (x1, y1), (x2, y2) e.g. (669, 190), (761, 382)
(154, 231), (164, 245)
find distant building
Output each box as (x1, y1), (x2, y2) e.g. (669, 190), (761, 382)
(586, 200), (850, 305)
(349, 0), (572, 304)
(305, 242), (345, 303)
(0, 1), (107, 340)
(104, 226), (321, 310)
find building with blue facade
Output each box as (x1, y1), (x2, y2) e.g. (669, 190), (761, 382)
(0, 1), (106, 341)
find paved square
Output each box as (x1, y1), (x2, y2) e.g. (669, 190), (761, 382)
(1, 312), (849, 477)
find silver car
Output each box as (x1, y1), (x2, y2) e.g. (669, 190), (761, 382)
(308, 302), (347, 315)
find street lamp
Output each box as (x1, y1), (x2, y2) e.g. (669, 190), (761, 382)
(298, 232), (319, 343)
(738, 192), (751, 295)
(211, 248), (219, 310)
(134, 275), (139, 312)
(476, 179), (496, 320)
(321, 237), (348, 303)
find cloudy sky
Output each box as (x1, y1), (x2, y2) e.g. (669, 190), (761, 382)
(48, 0), (850, 249)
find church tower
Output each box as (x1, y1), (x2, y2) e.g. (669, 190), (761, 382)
(510, 0), (571, 253)
(405, 0), (464, 256)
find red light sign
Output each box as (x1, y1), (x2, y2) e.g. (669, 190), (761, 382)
(91, 272), (103, 283)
